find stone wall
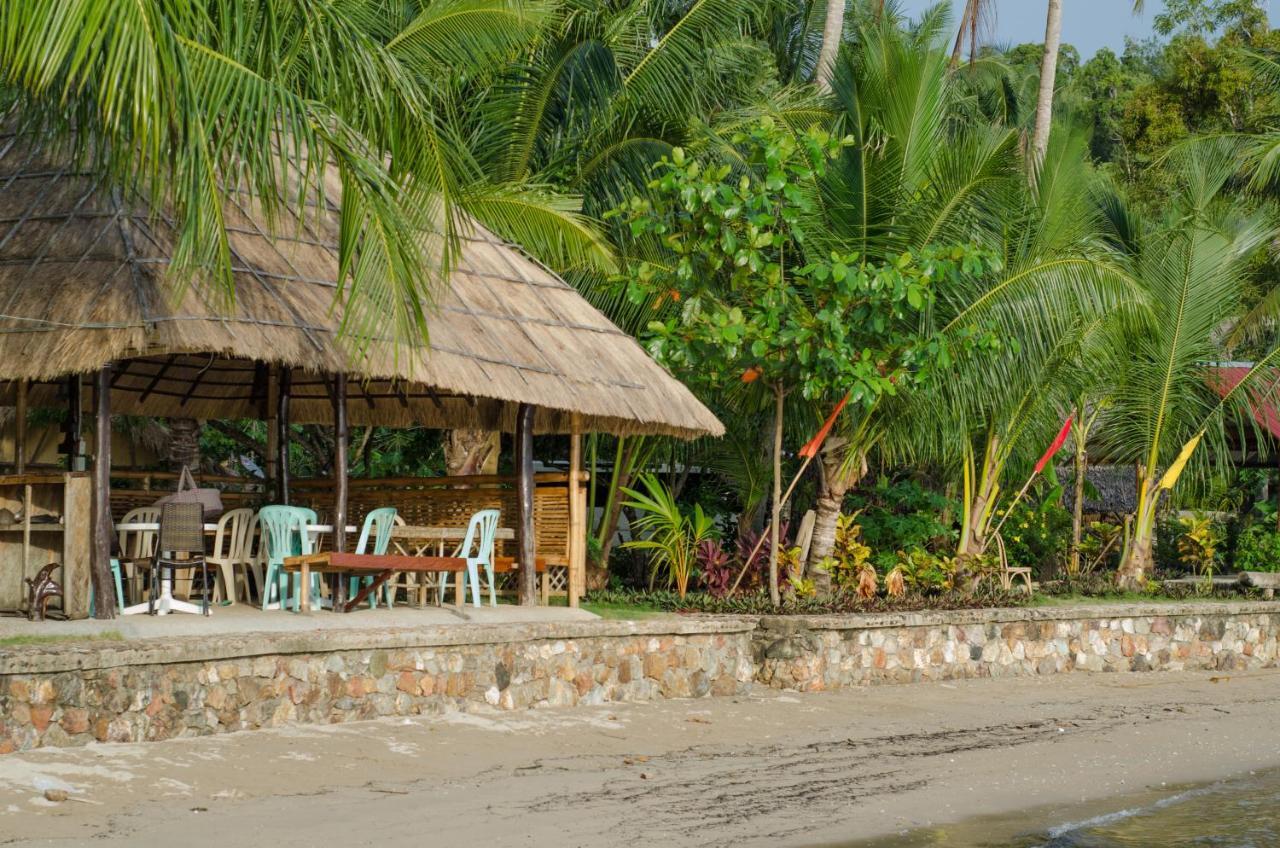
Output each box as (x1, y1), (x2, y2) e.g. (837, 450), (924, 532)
(753, 604), (1280, 691)
(0, 621), (754, 753)
(3, 603), (1279, 753)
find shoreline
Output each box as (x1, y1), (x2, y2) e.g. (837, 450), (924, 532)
(2, 668), (1279, 846)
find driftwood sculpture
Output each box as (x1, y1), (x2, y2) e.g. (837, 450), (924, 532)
(24, 562), (62, 621)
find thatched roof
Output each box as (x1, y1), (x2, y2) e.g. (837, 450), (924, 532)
(0, 132), (721, 438)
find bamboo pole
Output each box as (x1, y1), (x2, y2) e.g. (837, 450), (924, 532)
(568, 414), (584, 608)
(332, 373), (349, 608)
(515, 403), (537, 605)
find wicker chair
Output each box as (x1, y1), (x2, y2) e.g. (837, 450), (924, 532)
(150, 502), (211, 616)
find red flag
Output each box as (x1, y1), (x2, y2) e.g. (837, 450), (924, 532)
(1033, 416), (1073, 474)
(799, 393), (851, 459)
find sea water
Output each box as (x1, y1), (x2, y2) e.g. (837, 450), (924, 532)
(851, 769), (1280, 847)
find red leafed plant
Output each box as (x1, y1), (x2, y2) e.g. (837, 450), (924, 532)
(697, 539), (734, 597)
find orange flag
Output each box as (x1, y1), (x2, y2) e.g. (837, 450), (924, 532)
(799, 393), (851, 459)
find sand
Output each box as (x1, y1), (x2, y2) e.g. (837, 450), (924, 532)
(1, 669), (1278, 847)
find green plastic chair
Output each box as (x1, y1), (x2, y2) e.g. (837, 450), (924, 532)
(258, 505), (314, 611)
(347, 507), (398, 609)
(457, 509), (501, 607)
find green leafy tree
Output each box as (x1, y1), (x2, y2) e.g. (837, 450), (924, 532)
(615, 117), (988, 602)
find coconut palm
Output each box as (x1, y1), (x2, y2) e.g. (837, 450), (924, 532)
(0, 0), (611, 345)
(1094, 139), (1280, 588)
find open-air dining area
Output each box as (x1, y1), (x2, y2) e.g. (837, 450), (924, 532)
(0, 128), (722, 632)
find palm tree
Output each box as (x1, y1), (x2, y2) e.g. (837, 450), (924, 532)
(1096, 140), (1280, 588)
(0, 0), (612, 345)
(1029, 0), (1062, 165)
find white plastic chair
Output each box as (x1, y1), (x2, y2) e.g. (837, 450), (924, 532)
(118, 506), (161, 602)
(243, 511), (267, 604)
(454, 509), (500, 607)
(207, 508), (254, 604)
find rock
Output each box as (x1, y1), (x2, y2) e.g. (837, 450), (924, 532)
(43, 789), (67, 803)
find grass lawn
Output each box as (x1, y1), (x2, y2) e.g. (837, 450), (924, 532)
(0, 631), (124, 648)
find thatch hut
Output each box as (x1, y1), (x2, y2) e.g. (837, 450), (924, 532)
(0, 130), (721, 618)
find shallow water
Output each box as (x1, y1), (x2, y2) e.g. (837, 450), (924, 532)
(849, 769), (1280, 847)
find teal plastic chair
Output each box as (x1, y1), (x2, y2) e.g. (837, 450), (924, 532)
(456, 509), (501, 607)
(347, 507), (398, 608)
(258, 505), (314, 611)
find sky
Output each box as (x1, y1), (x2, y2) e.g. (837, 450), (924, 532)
(898, 0), (1280, 58)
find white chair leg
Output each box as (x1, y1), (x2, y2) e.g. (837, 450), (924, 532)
(437, 572), (448, 606)
(216, 563), (235, 605)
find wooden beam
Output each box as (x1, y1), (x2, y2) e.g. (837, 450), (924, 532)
(568, 413), (584, 608)
(277, 366), (291, 504)
(177, 355), (214, 407)
(91, 365), (115, 619)
(515, 402), (538, 605)
(14, 379), (27, 473)
(331, 373), (350, 609)
(138, 355), (178, 403)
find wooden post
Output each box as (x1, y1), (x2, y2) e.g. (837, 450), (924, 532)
(63, 374), (85, 471)
(331, 373), (349, 610)
(515, 403), (538, 605)
(567, 414), (584, 608)
(276, 366), (291, 504)
(14, 379), (27, 473)
(91, 365), (115, 619)
(264, 363), (278, 492)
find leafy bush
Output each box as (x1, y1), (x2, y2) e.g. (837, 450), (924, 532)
(1174, 513), (1222, 578)
(1234, 522), (1280, 573)
(847, 477), (957, 569)
(696, 539), (734, 596)
(622, 475), (717, 598)
(814, 513), (873, 591)
(997, 489), (1070, 573)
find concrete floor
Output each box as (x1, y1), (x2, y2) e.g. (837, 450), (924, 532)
(0, 600), (598, 642)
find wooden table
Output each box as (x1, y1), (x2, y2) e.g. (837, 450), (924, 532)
(389, 525), (516, 607)
(283, 552), (467, 613)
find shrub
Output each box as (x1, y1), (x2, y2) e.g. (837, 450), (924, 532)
(1234, 522), (1280, 573)
(997, 489), (1070, 573)
(697, 539), (734, 596)
(848, 477), (957, 569)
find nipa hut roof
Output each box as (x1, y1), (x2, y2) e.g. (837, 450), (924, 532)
(0, 132), (721, 438)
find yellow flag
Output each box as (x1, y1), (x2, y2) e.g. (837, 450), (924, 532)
(1157, 432), (1204, 491)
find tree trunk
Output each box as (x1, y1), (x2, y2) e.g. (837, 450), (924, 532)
(1069, 429), (1087, 578)
(1030, 0), (1063, 166)
(166, 417), (201, 474)
(1117, 524), (1153, 590)
(1117, 474), (1156, 590)
(444, 429), (497, 478)
(808, 440), (866, 597)
(949, 0), (975, 68)
(767, 384), (784, 607)
(814, 0), (845, 93)
(958, 435), (1001, 556)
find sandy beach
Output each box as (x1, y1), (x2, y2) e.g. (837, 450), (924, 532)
(1, 669), (1278, 847)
